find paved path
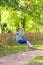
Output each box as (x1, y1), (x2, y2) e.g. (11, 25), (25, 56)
(0, 50), (43, 65)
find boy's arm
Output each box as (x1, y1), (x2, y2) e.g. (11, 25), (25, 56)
(21, 31), (25, 37)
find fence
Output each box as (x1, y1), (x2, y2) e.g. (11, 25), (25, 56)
(0, 32), (43, 44)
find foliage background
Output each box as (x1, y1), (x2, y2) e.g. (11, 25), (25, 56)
(0, 0), (43, 33)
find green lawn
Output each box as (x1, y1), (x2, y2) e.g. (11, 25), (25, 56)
(27, 55), (43, 65)
(31, 40), (43, 49)
(0, 40), (43, 57)
(0, 42), (29, 57)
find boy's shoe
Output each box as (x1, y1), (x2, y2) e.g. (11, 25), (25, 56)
(30, 47), (37, 50)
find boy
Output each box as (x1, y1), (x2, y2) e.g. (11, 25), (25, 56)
(16, 28), (36, 50)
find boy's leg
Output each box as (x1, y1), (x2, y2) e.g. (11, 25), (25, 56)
(18, 39), (33, 47)
(26, 40), (37, 50)
(18, 39), (36, 50)
(26, 40), (33, 48)
(18, 39), (26, 44)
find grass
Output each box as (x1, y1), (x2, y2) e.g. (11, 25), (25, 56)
(26, 55), (43, 65)
(0, 40), (43, 57)
(29, 62), (43, 65)
(0, 42), (29, 57)
(31, 40), (43, 49)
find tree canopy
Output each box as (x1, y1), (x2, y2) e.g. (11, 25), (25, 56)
(0, 0), (43, 33)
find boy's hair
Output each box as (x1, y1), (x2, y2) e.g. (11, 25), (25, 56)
(17, 28), (24, 31)
(17, 28), (20, 31)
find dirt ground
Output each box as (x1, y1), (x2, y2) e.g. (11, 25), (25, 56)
(0, 50), (43, 65)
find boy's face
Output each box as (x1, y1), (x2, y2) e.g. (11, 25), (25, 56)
(19, 28), (22, 32)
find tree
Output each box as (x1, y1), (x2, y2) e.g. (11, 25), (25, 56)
(0, 7), (1, 33)
(0, 0), (43, 33)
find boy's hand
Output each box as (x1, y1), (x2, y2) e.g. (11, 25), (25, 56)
(21, 32), (25, 37)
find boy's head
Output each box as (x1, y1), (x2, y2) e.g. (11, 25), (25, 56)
(17, 28), (24, 32)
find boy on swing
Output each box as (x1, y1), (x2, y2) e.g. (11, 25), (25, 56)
(16, 28), (36, 50)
